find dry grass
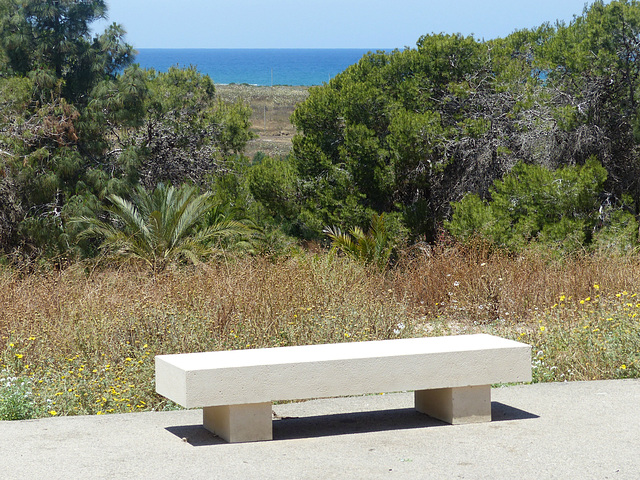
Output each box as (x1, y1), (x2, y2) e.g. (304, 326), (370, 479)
(394, 243), (640, 324)
(1, 247), (639, 419)
(215, 84), (309, 158)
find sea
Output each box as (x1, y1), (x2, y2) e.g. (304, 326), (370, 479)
(135, 48), (383, 86)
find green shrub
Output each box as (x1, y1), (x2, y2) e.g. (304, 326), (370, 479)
(0, 373), (36, 421)
(247, 156), (299, 219)
(592, 207), (640, 255)
(446, 158), (637, 252)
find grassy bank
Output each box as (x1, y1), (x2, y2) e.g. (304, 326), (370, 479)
(1, 248), (639, 420)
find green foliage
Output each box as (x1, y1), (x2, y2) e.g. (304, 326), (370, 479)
(0, 373), (36, 421)
(144, 65), (255, 156)
(534, 1), (640, 202)
(447, 159), (638, 253)
(4, 0), (640, 261)
(324, 213), (402, 270)
(210, 99), (256, 157)
(102, 66), (256, 188)
(247, 156), (299, 219)
(290, 33), (512, 239)
(0, 176), (23, 251)
(289, 2), (640, 241)
(592, 207), (640, 255)
(0, 1), (137, 257)
(0, 3), (255, 258)
(0, 0), (133, 102)
(74, 184), (254, 271)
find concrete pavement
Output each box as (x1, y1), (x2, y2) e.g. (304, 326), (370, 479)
(1, 379), (639, 479)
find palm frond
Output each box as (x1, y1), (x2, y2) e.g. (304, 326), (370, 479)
(72, 183), (254, 271)
(323, 213), (395, 270)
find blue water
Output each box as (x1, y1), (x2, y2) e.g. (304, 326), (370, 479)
(135, 49), (380, 86)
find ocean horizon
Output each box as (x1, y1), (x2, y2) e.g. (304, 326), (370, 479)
(135, 48), (387, 86)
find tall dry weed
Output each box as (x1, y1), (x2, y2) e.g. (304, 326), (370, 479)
(393, 244), (640, 325)
(3, 249), (640, 361)
(1, 255), (409, 365)
(1, 248), (639, 418)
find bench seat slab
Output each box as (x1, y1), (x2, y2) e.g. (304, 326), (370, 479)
(155, 334), (531, 442)
(156, 334), (531, 408)
(415, 384), (491, 424)
(203, 402), (272, 443)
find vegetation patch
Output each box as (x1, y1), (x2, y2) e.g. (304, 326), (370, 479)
(2, 249), (640, 419)
(2, 1), (640, 420)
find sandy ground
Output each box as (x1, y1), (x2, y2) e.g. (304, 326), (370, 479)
(215, 84), (310, 158)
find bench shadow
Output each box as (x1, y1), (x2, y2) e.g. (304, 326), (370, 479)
(273, 408), (445, 440)
(165, 424), (227, 446)
(274, 402), (537, 440)
(165, 402), (537, 446)
(491, 402), (539, 422)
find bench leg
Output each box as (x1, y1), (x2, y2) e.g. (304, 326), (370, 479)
(414, 385), (491, 424)
(202, 402), (273, 443)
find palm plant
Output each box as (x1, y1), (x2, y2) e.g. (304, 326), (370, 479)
(75, 183), (254, 271)
(323, 213), (395, 271)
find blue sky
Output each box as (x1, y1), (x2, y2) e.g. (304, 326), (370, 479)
(94, 0), (601, 49)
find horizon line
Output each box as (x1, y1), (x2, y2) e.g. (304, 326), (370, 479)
(134, 46), (400, 51)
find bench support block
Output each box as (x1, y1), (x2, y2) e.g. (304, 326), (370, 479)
(203, 402), (272, 443)
(415, 385), (491, 424)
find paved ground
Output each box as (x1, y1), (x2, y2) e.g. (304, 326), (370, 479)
(1, 379), (639, 479)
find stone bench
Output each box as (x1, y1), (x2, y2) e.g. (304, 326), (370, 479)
(155, 333), (531, 443)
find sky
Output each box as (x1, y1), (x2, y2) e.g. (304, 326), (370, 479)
(93, 0), (602, 49)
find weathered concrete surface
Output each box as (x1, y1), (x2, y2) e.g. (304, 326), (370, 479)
(1, 379), (639, 479)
